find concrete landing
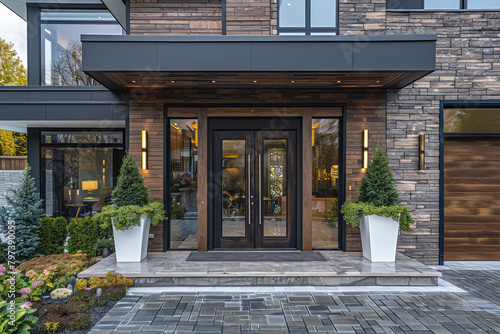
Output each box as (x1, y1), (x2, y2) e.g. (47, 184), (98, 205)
(78, 251), (441, 286)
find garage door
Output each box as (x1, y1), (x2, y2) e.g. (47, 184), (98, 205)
(444, 137), (500, 260)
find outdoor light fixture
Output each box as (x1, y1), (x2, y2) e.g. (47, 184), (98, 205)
(96, 288), (103, 307)
(142, 130), (148, 170)
(419, 134), (425, 170)
(363, 129), (369, 169)
(69, 277), (76, 294)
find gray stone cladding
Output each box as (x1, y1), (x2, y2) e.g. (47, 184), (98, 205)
(339, 0), (500, 264)
(0, 170), (23, 207)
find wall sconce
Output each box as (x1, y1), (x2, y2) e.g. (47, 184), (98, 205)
(363, 129), (369, 169)
(419, 134), (425, 170)
(141, 130), (148, 170)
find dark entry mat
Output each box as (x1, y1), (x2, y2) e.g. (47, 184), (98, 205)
(186, 251), (327, 262)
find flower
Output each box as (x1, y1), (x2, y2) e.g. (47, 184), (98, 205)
(21, 301), (32, 309)
(32, 280), (43, 288)
(21, 294), (28, 298)
(0, 272), (4, 277)
(20, 287), (32, 294)
(12, 268), (20, 274)
(48, 265), (57, 271)
(46, 279), (50, 282)
(43, 269), (49, 275)
(0, 264), (6, 272)
(26, 270), (36, 276)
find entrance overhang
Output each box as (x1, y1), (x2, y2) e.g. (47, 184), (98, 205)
(81, 35), (437, 91)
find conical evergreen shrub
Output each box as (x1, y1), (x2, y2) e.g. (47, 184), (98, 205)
(358, 147), (400, 207)
(0, 166), (44, 262)
(111, 154), (150, 207)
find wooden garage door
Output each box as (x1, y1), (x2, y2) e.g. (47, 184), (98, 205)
(444, 137), (500, 260)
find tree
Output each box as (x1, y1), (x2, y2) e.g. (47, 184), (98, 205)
(0, 130), (16, 156)
(50, 42), (99, 86)
(0, 37), (27, 86)
(358, 147), (400, 207)
(111, 154), (150, 207)
(0, 166), (44, 263)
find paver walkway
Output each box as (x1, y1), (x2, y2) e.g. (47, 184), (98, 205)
(89, 263), (500, 333)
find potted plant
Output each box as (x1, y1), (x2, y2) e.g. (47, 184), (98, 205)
(341, 147), (413, 262)
(94, 238), (114, 258)
(94, 154), (166, 262)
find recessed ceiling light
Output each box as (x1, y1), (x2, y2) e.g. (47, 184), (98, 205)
(132, 80), (136, 83)
(376, 80), (380, 83)
(212, 80), (216, 83)
(253, 80), (257, 83)
(287, 2), (292, 6)
(337, 80), (341, 83)
(98, 16), (102, 19)
(171, 81), (175, 83)
(291, 80), (295, 83)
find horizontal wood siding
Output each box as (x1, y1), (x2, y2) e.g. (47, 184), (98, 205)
(226, 0), (271, 35)
(130, 88), (386, 252)
(444, 138), (500, 260)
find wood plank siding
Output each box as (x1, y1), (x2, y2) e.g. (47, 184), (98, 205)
(444, 138), (500, 261)
(129, 88), (386, 252)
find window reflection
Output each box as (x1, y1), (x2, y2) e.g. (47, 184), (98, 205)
(40, 10), (122, 86)
(444, 109), (500, 133)
(312, 119), (339, 249)
(424, 0), (460, 9)
(467, 0), (500, 9)
(169, 119), (198, 249)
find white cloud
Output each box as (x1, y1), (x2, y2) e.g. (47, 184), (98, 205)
(0, 3), (27, 66)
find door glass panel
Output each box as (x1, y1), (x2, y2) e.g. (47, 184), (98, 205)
(312, 119), (339, 248)
(222, 140), (246, 237)
(263, 139), (287, 237)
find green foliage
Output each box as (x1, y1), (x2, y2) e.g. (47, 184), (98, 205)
(111, 154), (150, 207)
(0, 166), (44, 263)
(340, 201), (413, 233)
(170, 200), (185, 219)
(92, 238), (114, 256)
(358, 147), (400, 207)
(0, 300), (37, 334)
(67, 216), (108, 255)
(37, 217), (68, 255)
(65, 301), (89, 315)
(0, 131), (16, 156)
(323, 198), (338, 226)
(0, 37), (27, 86)
(13, 133), (27, 156)
(37, 302), (91, 332)
(94, 201), (166, 231)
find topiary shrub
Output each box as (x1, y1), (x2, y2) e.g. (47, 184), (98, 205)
(65, 300), (89, 314)
(69, 288), (109, 307)
(38, 217), (68, 255)
(358, 147), (400, 207)
(66, 312), (91, 330)
(0, 166), (44, 263)
(104, 285), (127, 301)
(67, 216), (108, 255)
(111, 153), (150, 207)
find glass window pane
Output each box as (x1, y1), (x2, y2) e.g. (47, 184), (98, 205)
(311, 0), (336, 27)
(40, 10), (122, 86)
(169, 119), (198, 249)
(278, 32), (306, 35)
(467, 0), (500, 9)
(41, 131), (123, 144)
(310, 32), (337, 35)
(444, 109), (500, 133)
(41, 146), (124, 218)
(263, 139), (287, 237)
(279, 0), (306, 28)
(221, 140), (246, 237)
(312, 119), (339, 249)
(424, 0), (460, 9)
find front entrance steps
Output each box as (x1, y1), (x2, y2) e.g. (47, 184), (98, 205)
(78, 251), (441, 287)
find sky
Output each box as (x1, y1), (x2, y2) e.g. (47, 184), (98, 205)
(0, 3), (27, 66)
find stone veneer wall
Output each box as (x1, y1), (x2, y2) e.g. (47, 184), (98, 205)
(0, 170), (23, 207)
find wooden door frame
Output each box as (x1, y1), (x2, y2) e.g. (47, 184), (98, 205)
(164, 104), (345, 252)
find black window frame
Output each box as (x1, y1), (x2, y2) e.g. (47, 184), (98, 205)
(278, 0), (339, 36)
(387, 0), (500, 11)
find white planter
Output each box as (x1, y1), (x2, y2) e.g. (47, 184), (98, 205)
(360, 215), (399, 262)
(112, 214), (150, 262)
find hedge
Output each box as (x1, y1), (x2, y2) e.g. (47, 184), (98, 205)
(68, 217), (108, 256)
(38, 217), (68, 255)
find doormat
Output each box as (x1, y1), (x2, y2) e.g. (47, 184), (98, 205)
(186, 251), (327, 262)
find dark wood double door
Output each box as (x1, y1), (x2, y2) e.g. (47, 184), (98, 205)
(211, 122), (298, 249)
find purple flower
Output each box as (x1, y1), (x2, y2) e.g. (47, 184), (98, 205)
(20, 301), (32, 309)
(12, 268), (20, 274)
(31, 280), (43, 288)
(26, 270), (36, 276)
(20, 287), (32, 294)
(0, 272), (4, 277)
(21, 294), (28, 298)
(0, 265), (6, 273)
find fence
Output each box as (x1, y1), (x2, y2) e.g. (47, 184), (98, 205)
(0, 156), (27, 170)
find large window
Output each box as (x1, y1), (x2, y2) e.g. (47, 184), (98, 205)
(40, 10), (122, 86)
(41, 131), (125, 218)
(391, 0), (500, 10)
(169, 119), (198, 249)
(278, 0), (337, 35)
(312, 118), (340, 249)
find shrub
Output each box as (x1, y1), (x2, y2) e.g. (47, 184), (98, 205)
(111, 154), (150, 207)
(358, 147), (400, 207)
(38, 217), (67, 255)
(67, 216), (108, 255)
(74, 278), (87, 291)
(69, 288), (109, 307)
(76, 272), (134, 291)
(341, 201), (413, 232)
(18, 253), (83, 277)
(37, 303), (90, 332)
(95, 201), (166, 231)
(0, 300), (37, 334)
(65, 301), (89, 314)
(0, 166), (44, 263)
(92, 238), (114, 257)
(103, 285), (126, 301)
(66, 312), (91, 330)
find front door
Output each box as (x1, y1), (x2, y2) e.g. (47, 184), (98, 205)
(212, 129), (297, 249)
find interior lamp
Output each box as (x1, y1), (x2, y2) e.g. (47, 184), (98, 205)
(142, 130), (148, 170)
(362, 129), (369, 169)
(81, 181), (98, 199)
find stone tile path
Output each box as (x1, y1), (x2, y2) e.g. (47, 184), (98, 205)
(88, 263), (500, 334)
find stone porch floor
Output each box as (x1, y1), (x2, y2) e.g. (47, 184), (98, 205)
(78, 251), (440, 286)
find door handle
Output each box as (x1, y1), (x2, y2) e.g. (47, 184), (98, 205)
(259, 153), (262, 225)
(247, 153), (251, 225)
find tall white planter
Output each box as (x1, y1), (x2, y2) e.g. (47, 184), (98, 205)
(112, 214), (150, 262)
(360, 215), (399, 262)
